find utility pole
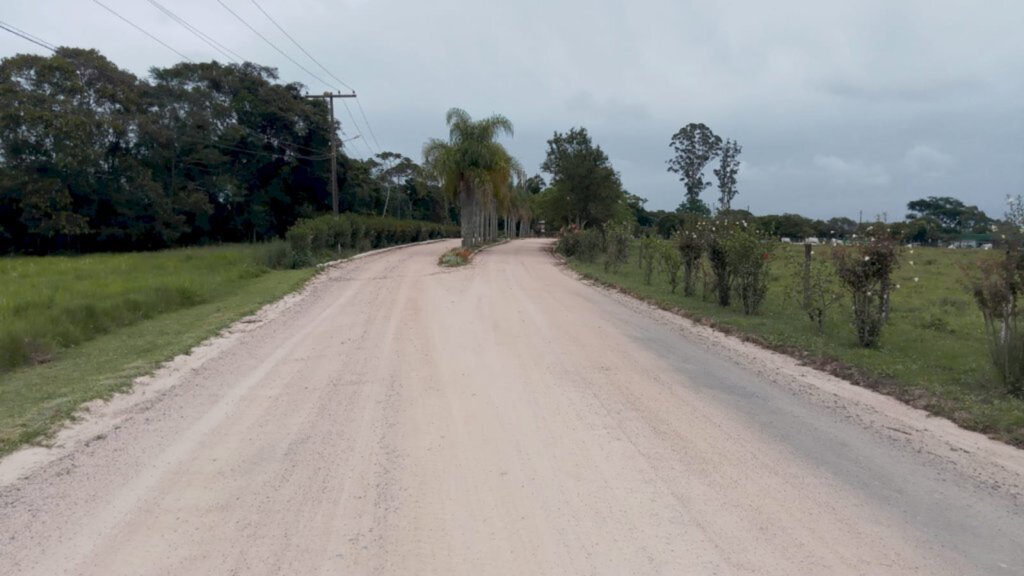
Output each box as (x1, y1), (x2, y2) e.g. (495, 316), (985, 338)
(305, 91), (356, 214)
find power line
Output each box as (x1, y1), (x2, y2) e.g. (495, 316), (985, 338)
(340, 99), (378, 156)
(354, 99), (383, 153)
(174, 136), (330, 161)
(0, 21), (150, 93)
(247, 0), (354, 92)
(215, 0), (340, 91)
(91, 0), (192, 62)
(145, 0), (243, 63)
(0, 20), (56, 52)
(242, 0), (384, 156)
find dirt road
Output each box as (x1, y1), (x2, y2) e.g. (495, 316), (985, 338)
(1, 239), (1023, 575)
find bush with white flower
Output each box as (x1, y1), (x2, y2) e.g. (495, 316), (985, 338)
(833, 234), (901, 347)
(966, 195), (1024, 396)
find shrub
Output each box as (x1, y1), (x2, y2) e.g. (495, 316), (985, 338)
(439, 247), (473, 267)
(285, 226), (315, 267)
(724, 223), (775, 315)
(789, 245), (844, 335)
(968, 251), (1024, 397)
(603, 222), (632, 272)
(659, 240), (682, 293)
(640, 236), (659, 284)
(555, 226), (603, 262)
(285, 214), (458, 266)
(676, 215), (705, 296)
(706, 220), (734, 307)
(833, 235), (901, 347)
(254, 241), (297, 270)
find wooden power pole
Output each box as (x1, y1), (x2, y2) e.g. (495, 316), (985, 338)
(305, 91), (356, 214)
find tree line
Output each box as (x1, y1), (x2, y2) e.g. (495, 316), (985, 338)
(0, 48), (452, 254)
(0, 45), (996, 256)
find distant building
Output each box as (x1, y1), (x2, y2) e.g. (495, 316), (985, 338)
(948, 233), (994, 249)
(949, 239), (979, 249)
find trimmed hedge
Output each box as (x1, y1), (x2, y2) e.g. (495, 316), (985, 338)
(286, 214), (459, 266)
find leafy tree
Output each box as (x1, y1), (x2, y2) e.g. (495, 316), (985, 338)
(374, 151), (422, 219)
(524, 174), (546, 195)
(898, 217), (942, 245)
(757, 213), (816, 239)
(653, 211), (681, 238)
(422, 108), (520, 247)
(667, 123), (722, 211)
(906, 196), (991, 234)
(714, 139), (742, 211)
(538, 127), (626, 229)
(148, 61), (336, 242)
(624, 193), (650, 229)
(0, 48), (182, 252)
(825, 217), (858, 239)
(679, 196), (712, 217)
(0, 48), (468, 255)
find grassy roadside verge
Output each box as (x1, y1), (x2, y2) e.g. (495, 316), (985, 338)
(0, 262), (314, 456)
(562, 242), (1024, 447)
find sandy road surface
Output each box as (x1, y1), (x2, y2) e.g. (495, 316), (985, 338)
(1, 239), (1023, 575)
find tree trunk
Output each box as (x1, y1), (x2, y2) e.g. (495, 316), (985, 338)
(459, 182), (472, 248)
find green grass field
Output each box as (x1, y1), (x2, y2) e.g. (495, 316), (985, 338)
(0, 243), (320, 455)
(569, 242), (1024, 446)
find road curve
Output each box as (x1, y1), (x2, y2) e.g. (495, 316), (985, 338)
(1, 238), (1022, 575)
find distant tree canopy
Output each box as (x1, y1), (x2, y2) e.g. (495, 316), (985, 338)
(535, 127), (628, 229)
(757, 213), (818, 240)
(905, 196), (991, 234)
(0, 49), (449, 254)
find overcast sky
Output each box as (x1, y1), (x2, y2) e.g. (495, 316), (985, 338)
(2, 0), (1022, 220)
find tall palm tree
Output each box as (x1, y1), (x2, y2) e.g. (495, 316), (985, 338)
(513, 178), (534, 238)
(423, 108), (520, 248)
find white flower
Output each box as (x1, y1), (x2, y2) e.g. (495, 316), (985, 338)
(909, 260), (915, 266)
(864, 256), (870, 261)
(914, 277), (919, 282)
(895, 284), (901, 289)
